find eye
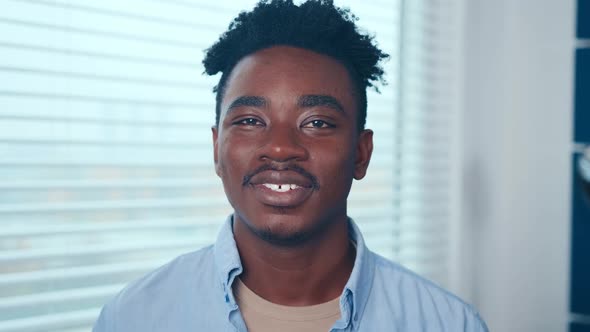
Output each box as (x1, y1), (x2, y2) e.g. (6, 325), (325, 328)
(233, 117), (264, 126)
(302, 119), (335, 129)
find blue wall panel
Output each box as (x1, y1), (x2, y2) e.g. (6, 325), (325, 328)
(578, 0), (590, 38)
(571, 322), (590, 332)
(571, 153), (590, 316)
(575, 49), (590, 144)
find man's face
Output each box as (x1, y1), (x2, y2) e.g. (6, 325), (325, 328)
(212, 46), (373, 245)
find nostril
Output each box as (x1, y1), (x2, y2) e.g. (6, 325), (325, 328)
(258, 130), (309, 162)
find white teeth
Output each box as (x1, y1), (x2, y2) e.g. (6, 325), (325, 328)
(262, 184), (300, 192)
(262, 184), (279, 191)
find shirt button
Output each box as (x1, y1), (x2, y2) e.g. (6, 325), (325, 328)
(225, 294), (230, 303)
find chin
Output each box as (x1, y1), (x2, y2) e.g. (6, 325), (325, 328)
(256, 226), (310, 247)
(254, 214), (310, 245)
(252, 209), (343, 247)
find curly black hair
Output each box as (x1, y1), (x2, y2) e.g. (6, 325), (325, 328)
(203, 0), (389, 132)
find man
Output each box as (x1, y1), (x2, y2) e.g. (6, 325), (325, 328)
(93, 1), (488, 331)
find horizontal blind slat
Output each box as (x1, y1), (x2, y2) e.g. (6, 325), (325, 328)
(0, 308), (99, 332)
(0, 260), (167, 286)
(0, 284), (123, 319)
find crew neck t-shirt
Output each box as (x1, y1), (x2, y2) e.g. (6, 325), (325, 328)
(233, 278), (340, 332)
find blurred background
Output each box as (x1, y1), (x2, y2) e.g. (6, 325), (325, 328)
(0, 0), (585, 331)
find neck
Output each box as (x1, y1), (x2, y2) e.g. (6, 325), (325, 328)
(233, 215), (355, 306)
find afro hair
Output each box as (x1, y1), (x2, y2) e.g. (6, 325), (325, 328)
(203, 0), (389, 131)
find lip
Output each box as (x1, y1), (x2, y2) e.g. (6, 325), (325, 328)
(250, 183), (313, 207)
(248, 170), (315, 187)
(247, 170), (315, 207)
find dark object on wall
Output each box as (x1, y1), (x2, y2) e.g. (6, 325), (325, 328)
(571, 153), (590, 317)
(575, 49), (590, 143)
(578, 0), (590, 38)
(580, 148), (590, 201)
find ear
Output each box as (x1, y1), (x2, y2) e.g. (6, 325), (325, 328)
(353, 129), (373, 180)
(211, 126), (221, 177)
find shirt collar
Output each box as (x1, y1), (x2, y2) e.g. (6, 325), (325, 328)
(213, 215), (242, 304)
(213, 215), (375, 329)
(337, 218), (376, 330)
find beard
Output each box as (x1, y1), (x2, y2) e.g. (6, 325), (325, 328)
(255, 225), (310, 247)
(235, 208), (338, 248)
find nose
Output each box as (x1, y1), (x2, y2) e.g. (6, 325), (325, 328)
(258, 125), (308, 162)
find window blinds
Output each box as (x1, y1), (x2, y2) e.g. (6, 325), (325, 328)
(391, 0), (461, 286)
(0, 0), (460, 331)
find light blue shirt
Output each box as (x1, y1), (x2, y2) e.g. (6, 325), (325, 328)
(93, 216), (488, 331)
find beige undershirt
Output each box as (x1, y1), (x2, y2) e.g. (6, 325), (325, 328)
(233, 278), (341, 332)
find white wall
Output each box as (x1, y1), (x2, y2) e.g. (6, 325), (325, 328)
(461, 0), (575, 331)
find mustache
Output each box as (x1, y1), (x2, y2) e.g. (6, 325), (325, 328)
(242, 163), (320, 189)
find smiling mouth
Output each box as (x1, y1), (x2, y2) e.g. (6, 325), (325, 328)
(261, 183), (302, 192)
(245, 167), (317, 208)
(250, 182), (313, 208)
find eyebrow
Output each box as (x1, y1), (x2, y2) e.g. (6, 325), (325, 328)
(226, 96), (267, 114)
(225, 94), (345, 114)
(297, 95), (345, 113)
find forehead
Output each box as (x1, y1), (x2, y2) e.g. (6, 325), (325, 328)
(221, 46), (357, 114)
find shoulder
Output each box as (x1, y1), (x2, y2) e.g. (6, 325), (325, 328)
(118, 245), (215, 301)
(93, 246), (219, 331)
(366, 252), (488, 331)
(371, 253), (467, 307)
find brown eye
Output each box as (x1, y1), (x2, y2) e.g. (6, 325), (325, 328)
(303, 120), (334, 128)
(234, 118), (264, 126)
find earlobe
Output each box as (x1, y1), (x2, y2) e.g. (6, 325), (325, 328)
(211, 126), (221, 177)
(354, 129), (373, 180)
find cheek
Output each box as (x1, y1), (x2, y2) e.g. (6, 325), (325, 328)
(312, 142), (356, 184)
(217, 136), (253, 183)
(217, 146), (244, 208)
(333, 140), (357, 167)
